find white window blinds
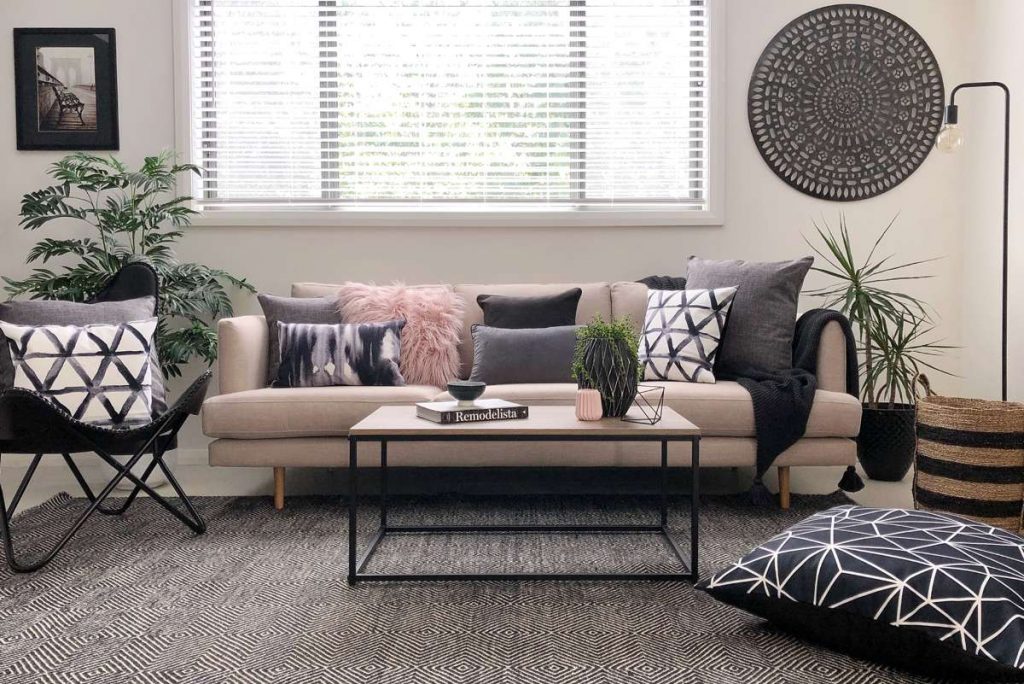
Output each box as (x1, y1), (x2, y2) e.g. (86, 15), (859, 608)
(190, 0), (710, 208)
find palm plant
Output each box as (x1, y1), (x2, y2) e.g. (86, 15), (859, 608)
(804, 214), (951, 408)
(866, 317), (954, 407)
(4, 151), (254, 378)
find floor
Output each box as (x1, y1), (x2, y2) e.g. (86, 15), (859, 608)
(2, 453), (915, 513)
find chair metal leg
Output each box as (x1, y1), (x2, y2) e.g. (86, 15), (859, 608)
(0, 446), (152, 573)
(4, 453), (43, 519)
(91, 448), (205, 534)
(61, 452), (149, 516)
(0, 422), (205, 573)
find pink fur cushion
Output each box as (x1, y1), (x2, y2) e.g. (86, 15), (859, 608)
(337, 283), (464, 388)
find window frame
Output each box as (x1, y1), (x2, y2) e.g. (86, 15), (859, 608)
(172, 0), (725, 228)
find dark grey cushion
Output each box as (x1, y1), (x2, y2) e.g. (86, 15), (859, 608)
(638, 275), (687, 290)
(469, 324), (579, 384)
(685, 256), (813, 374)
(0, 296), (166, 414)
(258, 293), (340, 385)
(477, 288), (582, 329)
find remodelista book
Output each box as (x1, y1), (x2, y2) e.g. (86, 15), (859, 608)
(416, 399), (528, 424)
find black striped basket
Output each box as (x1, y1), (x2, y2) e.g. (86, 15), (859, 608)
(913, 382), (1024, 533)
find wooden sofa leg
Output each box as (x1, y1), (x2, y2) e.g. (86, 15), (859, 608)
(778, 466), (791, 510)
(273, 467), (285, 511)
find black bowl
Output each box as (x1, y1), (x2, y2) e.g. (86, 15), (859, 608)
(448, 380), (486, 403)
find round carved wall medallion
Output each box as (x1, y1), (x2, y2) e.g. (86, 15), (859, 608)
(748, 4), (944, 201)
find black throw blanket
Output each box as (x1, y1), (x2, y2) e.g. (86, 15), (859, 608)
(718, 308), (863, 503)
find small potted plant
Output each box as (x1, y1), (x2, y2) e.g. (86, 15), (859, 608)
(571, 316), (640, 418)
(807, 215), (952, 481)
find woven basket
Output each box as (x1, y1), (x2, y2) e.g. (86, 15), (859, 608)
(913, 378), (1024, 533)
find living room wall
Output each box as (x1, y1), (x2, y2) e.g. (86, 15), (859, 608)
(961, 0), (1023, 403)
(0, 0), (986, 460)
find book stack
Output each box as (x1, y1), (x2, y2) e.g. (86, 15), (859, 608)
(416, 399), (528, 424)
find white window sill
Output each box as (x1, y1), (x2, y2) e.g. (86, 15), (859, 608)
(188, 204), (725, 229)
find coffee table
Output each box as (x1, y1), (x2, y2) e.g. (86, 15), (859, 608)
(347, 405), (701, 584)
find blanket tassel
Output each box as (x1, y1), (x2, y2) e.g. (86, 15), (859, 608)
(748, 477), (775, 507)
(838, 465), (864, 493)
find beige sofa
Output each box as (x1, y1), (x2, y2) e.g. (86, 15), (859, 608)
(202, 281), (862, 509)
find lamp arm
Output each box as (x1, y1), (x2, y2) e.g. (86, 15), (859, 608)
(949, 81), (1010, 107)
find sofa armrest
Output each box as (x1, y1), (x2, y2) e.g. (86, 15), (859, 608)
(816, 320), (848, 393)
(217, 315), (269, 394)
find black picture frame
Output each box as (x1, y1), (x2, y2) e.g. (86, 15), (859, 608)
(13, 28), (119, 150)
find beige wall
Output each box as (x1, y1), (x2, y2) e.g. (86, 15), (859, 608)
(1, 0), (985, 456)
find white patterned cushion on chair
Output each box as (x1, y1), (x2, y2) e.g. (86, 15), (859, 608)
(703, 506), (1024, 680)
(0, 318), (156, 426)
(639, 287), (736, 383)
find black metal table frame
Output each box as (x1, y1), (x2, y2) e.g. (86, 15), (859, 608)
(347, 433), (700, 584)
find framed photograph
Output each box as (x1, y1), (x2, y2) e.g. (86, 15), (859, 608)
(13, 28), (119, 150)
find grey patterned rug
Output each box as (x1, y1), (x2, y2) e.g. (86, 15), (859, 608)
(0, 492), (945, 683)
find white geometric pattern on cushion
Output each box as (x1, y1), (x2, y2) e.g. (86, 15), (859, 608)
(703, 506), (1024, 677)
(0, 318), (156, 426)
(639, 287), (736, 383)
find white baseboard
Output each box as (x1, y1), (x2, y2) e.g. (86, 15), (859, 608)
(2, 448), (210, 469)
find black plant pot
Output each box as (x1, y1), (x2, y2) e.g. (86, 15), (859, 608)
(857, 404), (917, 481)
(578, 338), (638, 418)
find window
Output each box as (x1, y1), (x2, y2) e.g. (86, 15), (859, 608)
(184, 0), (716, 219)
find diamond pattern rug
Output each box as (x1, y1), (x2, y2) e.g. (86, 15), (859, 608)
(0, 493), (945, 683)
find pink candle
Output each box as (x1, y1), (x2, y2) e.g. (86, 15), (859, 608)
(575, 388), (603, 421)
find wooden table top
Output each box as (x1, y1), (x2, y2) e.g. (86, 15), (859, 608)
(349, 405), (700, 438)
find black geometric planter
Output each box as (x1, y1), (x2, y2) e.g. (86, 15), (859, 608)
(857, 404), (917, 481)
(577, 337), (638, 418)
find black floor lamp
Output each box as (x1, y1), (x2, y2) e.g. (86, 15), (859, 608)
(936, 81), (1011, 401)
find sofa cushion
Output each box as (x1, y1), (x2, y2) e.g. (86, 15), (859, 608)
(453, 283), (611, 379)
(477, 288), (582, 328)
(202, 385), (439, 439)
(685, 256), (814, 374)
(610, 281), (649, 327)
(657, 380), (860, 438)
(275, 320), (405, 388)
(469, 325), (579, 384)
(257, 293), (340, 384)
(432, 381), (860, 438)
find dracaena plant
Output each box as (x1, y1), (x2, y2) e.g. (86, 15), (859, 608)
(804, 214), (952, 408)
(4, 151), (254, 378)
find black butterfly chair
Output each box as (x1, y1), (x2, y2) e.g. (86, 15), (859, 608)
(0, 263), (209, 573)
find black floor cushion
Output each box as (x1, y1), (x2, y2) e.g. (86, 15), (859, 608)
(701, 505), (1024, 681)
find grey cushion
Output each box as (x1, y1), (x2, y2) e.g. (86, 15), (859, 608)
(258, 294), (340, 385)
(0, 296), (166, 414)
(685, 256), (813, 374)
(469, 324), (579, 384)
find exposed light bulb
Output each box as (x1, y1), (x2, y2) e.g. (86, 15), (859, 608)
(935, 124), (964, 153)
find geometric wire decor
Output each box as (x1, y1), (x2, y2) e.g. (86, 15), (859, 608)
(748, 4), (945, 201)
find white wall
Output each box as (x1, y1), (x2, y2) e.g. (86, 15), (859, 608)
(960, 0), (1023, 402)
(1, 0), (980, 459)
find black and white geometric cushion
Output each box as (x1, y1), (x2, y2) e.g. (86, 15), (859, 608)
(0, 318), (156, 426)
(703, 506), (1024, 680)
(639, 287), (736, 383)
